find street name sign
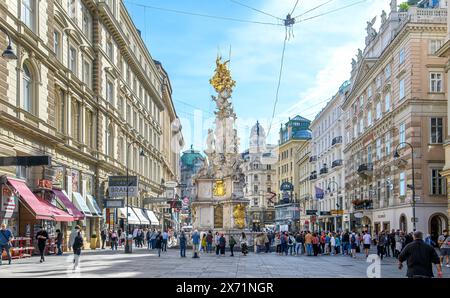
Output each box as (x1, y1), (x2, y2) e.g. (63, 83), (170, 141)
(108, 176), (139, 197)
(104, 199), (124, 208)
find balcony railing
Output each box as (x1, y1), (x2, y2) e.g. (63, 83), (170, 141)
(309, 173), (317, 181)
(353, 200), (374, 211)
(332, 136), (343, 146)
(309, 156), (317, 163)
(332, 159), (343, 168)
(357, 163), (373, 176)
(320, 167), (328, 175)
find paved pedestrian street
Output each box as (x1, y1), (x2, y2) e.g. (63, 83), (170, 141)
(1, 247), (449, 278)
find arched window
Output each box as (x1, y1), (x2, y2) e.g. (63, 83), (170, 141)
(23, 63), (33, 113)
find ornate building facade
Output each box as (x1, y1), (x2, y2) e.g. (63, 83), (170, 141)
(310, 82), (349, 232)
(241, 122), (277, 231)
(342, 2), (448, 238)
(0, 0), (182, 245)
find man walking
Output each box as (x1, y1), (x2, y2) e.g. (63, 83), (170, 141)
(0, 223), (13, 265)
(36, 226), (49, 263)
(398, 231), (442, 278)
(305, 231), (313, 256)
(69, 226), (83, 271)
(362, 231), (372, 258)
(162, 230), (168, 252)
(192, 229), (200, 258)
(100, 229), (107, 250)
(179, 231), (187, 257)
(206, 231), (213, 253)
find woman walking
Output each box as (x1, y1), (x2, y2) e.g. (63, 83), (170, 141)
(312, 233), (320, 256)
(275, 233), (281, 255)
(110, 230), (118, 250)
(155, 232), (163, 257)
(240, 232), (248, 256)
(201, 233), (207, 253)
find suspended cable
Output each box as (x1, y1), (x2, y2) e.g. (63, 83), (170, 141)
(229, 0), (283, 20)
(267, 38), (288, 137)
(296, 0), (368, 23)
(125, 1), (283, 27)
(293, 0), (334, 19)
(290, 0), (300, 16)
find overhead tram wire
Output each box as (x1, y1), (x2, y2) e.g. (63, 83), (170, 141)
(124, 1), (283, 27)
(295, 0), (369, 23)
(228, 0), (283, 21)
(290, 0), (300, 16)
(293, 0), (334, 19)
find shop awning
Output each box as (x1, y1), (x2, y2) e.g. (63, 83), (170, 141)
(131, 207), (150, 225)
(7, 178), (54, 221)
(118, 207), (140, 225)
(72, 192), (92, 217)
(144, 210), (160, 226)
(86, 195), (102, 217)
(52, 189), (85, 220)
(39, 199), (74, 222)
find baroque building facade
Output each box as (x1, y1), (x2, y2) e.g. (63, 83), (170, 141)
(342, 3), (448, 239)
(241, 121), (277, 231)
(0, 0), (182, 245)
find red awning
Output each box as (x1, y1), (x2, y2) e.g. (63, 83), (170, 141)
(52, 189), (85, 220)
(7, 178), (54, 221)
(39, 198), (74, 222)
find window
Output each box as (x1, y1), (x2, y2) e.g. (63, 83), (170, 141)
(368, 86), (372, 98)
(267, 175), (271, 181)
(430, 117), (443, 144)
(385, 64), (391, 79)
(23, 63), (33, 113)
(385, 93), (391, 112)
(399, 172), (406, 196)
(359, 118), (364, 134)
(367, 145), (372, 164)
(55, 90), (65, 133)
(399, 123), (406, 148)
(82, 5), (91, 40)
(353, 124), (357, 139)
(85, 110), (93, 148)
(106, 40), (114, 60)
(69, 47), (77, 74)
(376, 76), (382, 88)
(21, 0), (34, 30)
(399, 48), (405, 65)
(399, 79), (405, 100)
(71, 100), (81, 142)
(367, 110), (372, 126)
(359, 96), (364, 107)
(376, 138), (382, 160)
(376, 102), (381, 119)
(67, 0), (76, 20)
(254, 185), (259, 194)
(126, 104), (131, 124)
(430, 73), (443, 93)
(82, 60), (91, 87)
(429, 40), (443, 55)
(107, 81), (114, 105)
(431, 169), (445, 195)
(385, 132), (391, 156)
(54, 31), (61, 59)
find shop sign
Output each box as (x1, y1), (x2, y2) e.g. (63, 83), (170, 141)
(37, 179), (53, 190)
(280, 182), (294, 192)
(165, 188), (175, 199)
(411, 217), (419, 223)
(343, 214), (350, 221)
(306, 210), (317, 215)
(104, 199), (124, 208)
(331, 210), (344, 215)
(1, 186), (18, 218)
(377, 214), (386, 219)
(164, 181), (178, 188)
(108, 176), (139, 197)
(320, 211), (332, 216)
(287, 207), (300, 211)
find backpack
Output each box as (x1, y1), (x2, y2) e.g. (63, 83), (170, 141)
(288, 237), (293, 244)
(73, 232), (83, 250)
(229, 238), (236, 246)
(351, 235), (356, 244)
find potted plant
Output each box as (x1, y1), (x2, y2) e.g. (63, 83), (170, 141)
(90, 234), (98, 250)
(399, 2), (410, 12)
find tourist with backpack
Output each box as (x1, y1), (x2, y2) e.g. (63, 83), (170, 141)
(288, 233), (295, 255)
(219, 233), (226, 256)
(350, 232), (357, 258)
(206, 231), (213, 253)
(69, 226), (83, 271)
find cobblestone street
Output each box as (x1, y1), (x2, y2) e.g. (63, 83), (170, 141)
(1, 247), (449, 278)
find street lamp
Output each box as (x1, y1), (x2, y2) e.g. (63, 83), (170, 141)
(0, 27), (17, 60)
(125, 139), (146, 254)
(394, 142), (416, 232)
(327, 181), (340, 232)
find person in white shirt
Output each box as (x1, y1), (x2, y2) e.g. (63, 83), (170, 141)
(363, 231), (372, 257)
(330, 234), (336, 256)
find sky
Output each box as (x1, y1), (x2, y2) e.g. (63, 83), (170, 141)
(124, 0), (390, 152)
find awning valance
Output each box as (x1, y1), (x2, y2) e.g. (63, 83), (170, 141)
(52, 189), (84, 220)
(118, 207), (140, 225)
(86, 195), (102, 217)
(144, 210), (159, 226)
(7, 178), (53, 221)
(72, 192), (92, 217)
(131, 207), (150, 225)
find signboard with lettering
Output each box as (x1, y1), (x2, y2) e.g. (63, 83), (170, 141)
(306, 210), (317, 215)
(104, 199), (125, 208)
(280, 182), (294, 192)
(37, 179), (53, 190)
(108, 176), (139, 198)
(1, 186), (18, 218)
(320, 211), (332, 216)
